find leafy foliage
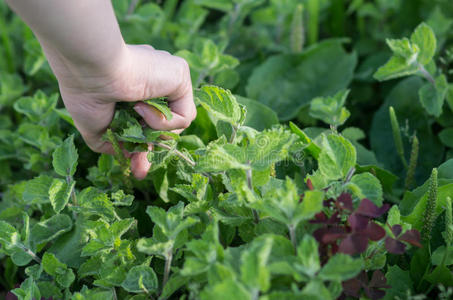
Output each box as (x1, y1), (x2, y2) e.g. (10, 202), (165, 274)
(0, 1), (452, 299)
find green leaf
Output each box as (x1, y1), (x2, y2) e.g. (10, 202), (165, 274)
(419, 74), (448, 117)
(197, 140), (249, 172)
(52, 135), (78, 177)
(42, 252), (67, 276)
(425, 265), (453, 287)
(240, 237), (273, 292)
(318, 254), (362, 281)
(0, 220), (18, 246)
(410, 22), (437, 65)
(144, 97), (173, 121)
(296, 235), (320, 277)
(318, 134), (356, 180)
(247, 39), (357, 121)
(195, 85), (242, 126)
(383, 265), (413, 300)
(200, 278), (250, 300)
(439, 128), (453, 148)
(247, 128), (296, 171)
(121, 265), (158, 293)
(235, 95), (279, 131)
(12, 278), (41, 300)
(30, 214), (73, 245)
(373, 56), (419, 81)
(49, 178), (75, 213)
(347, 173), (383, 205)
(22, 175), (54, 205)
(309, 89), (351, 127)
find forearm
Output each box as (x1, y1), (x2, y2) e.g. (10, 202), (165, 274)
(5, 0), (126, 83)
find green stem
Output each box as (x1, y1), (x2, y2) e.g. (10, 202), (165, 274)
(405, 135), (419, 190)
(106, 129), (133, 193)
(288, 224), (297, 251)
(307, 0), (319, 45)
(418, 64), (436, 86)
(153, 142), (196, 167)
(246, 167), (259, 224)
(17, 244), (41, 264)
(163, 248), (173, 290)
(389, 106), (408, 169)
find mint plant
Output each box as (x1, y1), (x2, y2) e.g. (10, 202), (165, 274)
(1, 1), (453, 299)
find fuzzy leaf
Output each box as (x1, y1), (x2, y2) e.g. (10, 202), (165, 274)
(318, 134), (356, 180)
(309, 89), (351, 127)
(30, 214), (72, 245)
(121, 265), (158, 293)
(52, 135), (78, 177)
(49, 178), (75, 213)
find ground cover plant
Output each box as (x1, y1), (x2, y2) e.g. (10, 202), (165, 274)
(0, 0), (452, 299)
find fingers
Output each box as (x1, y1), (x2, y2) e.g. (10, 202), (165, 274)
(130, 151), (151, 180)
(125, 45), (196, 132)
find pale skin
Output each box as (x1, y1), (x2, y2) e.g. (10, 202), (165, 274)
(5, 0), (196, 180)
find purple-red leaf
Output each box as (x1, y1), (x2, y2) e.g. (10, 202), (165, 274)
(364, 222), (386, 241)
(390, 224), (402, 237)
(399, 229), (422, 248)
(338, 193), (353, 211)
(314, 227), (347, 243)
(355, 199), (389, 218)
(348, 213), (369, 232)
(339, 233), (369, 254)
(369, 270), (390, 289)
(385, 237), (406, 254)
(342, 278), (361, 298)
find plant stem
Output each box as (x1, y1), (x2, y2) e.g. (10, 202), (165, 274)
(288, 224), (297, 250)
(66, 176), (77, 206)
(405, 135), (419, 190)
(17, 244), (41, 264)
(112, 288), (117, 300)
(389, 107), (408, 169)
(246, 167), (259, 224)
(229, 126), (238, 144)
(163, 248), (173, 290)
(418, 64), (436, 86)
(153, 142), (196, 167)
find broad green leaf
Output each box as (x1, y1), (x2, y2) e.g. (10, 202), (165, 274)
(49, 178), (75, 213)
(12, 278), (41, 300)
(197, 141), (249, 172)
(22, 175), (53, 205)
(410, 23), (437, 65)
(247, 39), (357, 121)
(347, 173), (383, 205)
(289, 122), (321, 159)
(318, 134), (356, 180)
(296, 235), (320, 277)
(121, 265), (158, 293)
(424, 265), (453, 287)
(52, 135), (78, 177)
(13, 91), (58, 122)
(297, 190), (324, 221)
(42, 252), (67, 276)
(431, 246), (453, 266)
(111, 190), (134, 206)
(386, 38), (419, 62)
(300, 280), (333, 300)
(144, 97), (173, 121)
(419, 74), (448, 117)
(200, 278), (250, 300)
(309, 89), (351, 127)
(247, 128), (296, 171)
(240, 237), (273, 292)
(439, 128), (453, 148)
(318, 254), (362, 281)
(383, 265), (413, 300)
(402, 183), (453, 230)
(0, 220), (18, 246)
(236, 96), (279, 131)
(195, 85), (242, 126)
(30, 214), (73, 245)
(76, 188), (116, 221)
(373, 56), (419, 81)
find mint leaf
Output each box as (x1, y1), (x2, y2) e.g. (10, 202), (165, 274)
(52, 135), (78, 177)
(49, 178), (75, 213)
(318, 254), (362, 281)
(121, 265), (158, 294)
(309, 89), (351, 127)
(144, 97), (173, 121)
(318, 134), (356, 180)
(31, 214), (73, 245)
(410, 22), (437, 65)
(195, 85), (243, 127)
(419, 74), (448, 117)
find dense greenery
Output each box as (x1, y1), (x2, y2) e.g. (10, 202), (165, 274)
(0, 0), (452, 299)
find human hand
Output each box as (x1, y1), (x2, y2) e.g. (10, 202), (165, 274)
(51, 44), (196, 180)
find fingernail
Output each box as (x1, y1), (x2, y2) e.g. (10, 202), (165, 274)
(134, 105), (145, 118)
(149, 106), (165, 121)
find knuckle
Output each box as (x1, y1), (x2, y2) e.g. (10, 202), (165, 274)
(181, 118), (192, 129)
